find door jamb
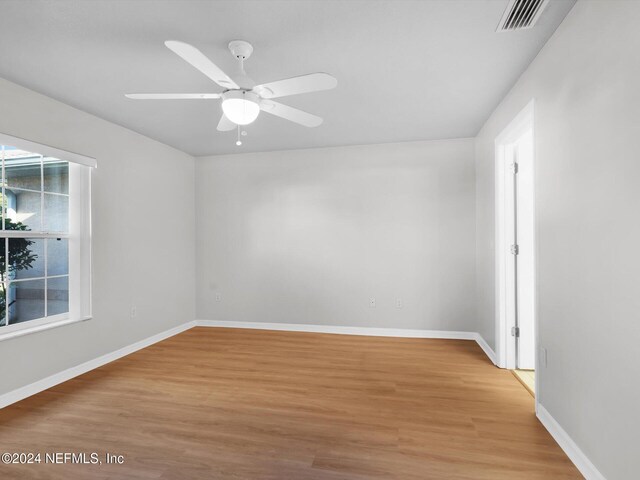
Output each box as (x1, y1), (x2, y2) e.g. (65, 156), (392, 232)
(494, 99), (538, 409)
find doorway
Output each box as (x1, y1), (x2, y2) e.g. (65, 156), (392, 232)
(495, 101), (536, 395)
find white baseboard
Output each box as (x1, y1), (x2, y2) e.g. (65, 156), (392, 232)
(537, 404), (606, 480)
(196, 320), (497, 365)
(473, 333), (497, 365)
(0, 320), (196, 410)
(196, 319), (479, 340)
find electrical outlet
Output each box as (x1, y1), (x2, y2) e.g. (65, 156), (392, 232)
(396, 298), (403, 309)
(369, 297), (376, 308)
(540, 347), (548, 368)
(215, 292), (222, 302)
(130, 306), (137, 318)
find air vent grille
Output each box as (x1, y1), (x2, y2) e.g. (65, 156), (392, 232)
(497, 0), (550, 32)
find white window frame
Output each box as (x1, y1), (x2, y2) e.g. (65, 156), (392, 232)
(0, 133), (95, 341)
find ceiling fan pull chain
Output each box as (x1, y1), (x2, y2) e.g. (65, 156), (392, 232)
(236, 125), (242, 146)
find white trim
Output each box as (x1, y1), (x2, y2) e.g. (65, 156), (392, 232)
(0, 132), (97, 168)
(195, 321), (497, 365)
(0, 231), (70, 238)
(537, 404), (606, 480)
(495, 100), (535, 145)
(196, 319), (478, 340)
(0, 321), (195, 409)
(474, 333), (497, 365)
(68, 162), (93, 322)
(0, 312), (77, 340)
(494, 99), (537, 371)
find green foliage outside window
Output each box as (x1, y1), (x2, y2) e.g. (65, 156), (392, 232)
(0, 216), (38, 326)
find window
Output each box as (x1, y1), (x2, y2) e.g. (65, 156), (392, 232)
(0, 136), (94, 339)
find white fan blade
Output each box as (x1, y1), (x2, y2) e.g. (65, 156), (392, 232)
(254, 73), (337, 99)
(260, 100), (323, 127)
(125, 93), (221, 100)
(217, 114), (236, 132)
(165, 40), (239, 89)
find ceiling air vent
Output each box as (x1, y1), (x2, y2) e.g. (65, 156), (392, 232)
(496, 0), (550, 32)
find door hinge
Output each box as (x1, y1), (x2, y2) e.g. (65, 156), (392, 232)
(512, 162), (519, 174)
(511, 244), (519, 255)
(511, 326), (520, 337)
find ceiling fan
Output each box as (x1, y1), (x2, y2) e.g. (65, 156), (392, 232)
(125, 40), (337, 135)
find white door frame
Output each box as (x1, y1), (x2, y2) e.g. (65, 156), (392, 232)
(494, 100), (538, 403)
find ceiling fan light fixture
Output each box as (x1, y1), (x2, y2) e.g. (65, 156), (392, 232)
(221, 90), (260, 125)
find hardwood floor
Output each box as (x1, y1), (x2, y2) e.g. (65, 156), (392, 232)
(0, 327), (582, 479)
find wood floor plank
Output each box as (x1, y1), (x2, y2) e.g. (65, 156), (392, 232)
(0, 327), (582, 479)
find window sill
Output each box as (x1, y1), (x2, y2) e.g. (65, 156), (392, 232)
(0, 316), (92, 342)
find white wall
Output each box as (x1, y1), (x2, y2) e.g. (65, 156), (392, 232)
(196, 139), (476, 332)
(475, 1), (640, 478)
(0, 77), (196, 396)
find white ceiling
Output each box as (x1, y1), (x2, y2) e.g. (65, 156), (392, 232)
(0, 0), (575, 156)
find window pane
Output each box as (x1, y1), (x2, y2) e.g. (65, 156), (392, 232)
(0, 282), (5, 327)
(43, 158), (69, 194)
(10, 237), (44, 280)
(4, 151), (41, 191)
(44, 193), (69, 232)
(47, 276), (69, 316)
(8, 279), (45, 324)
(0, 238), (4, 326)
(6, 189), (41, 231)
(0, 192), (12, 222)
(47, 238), (69, 276)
